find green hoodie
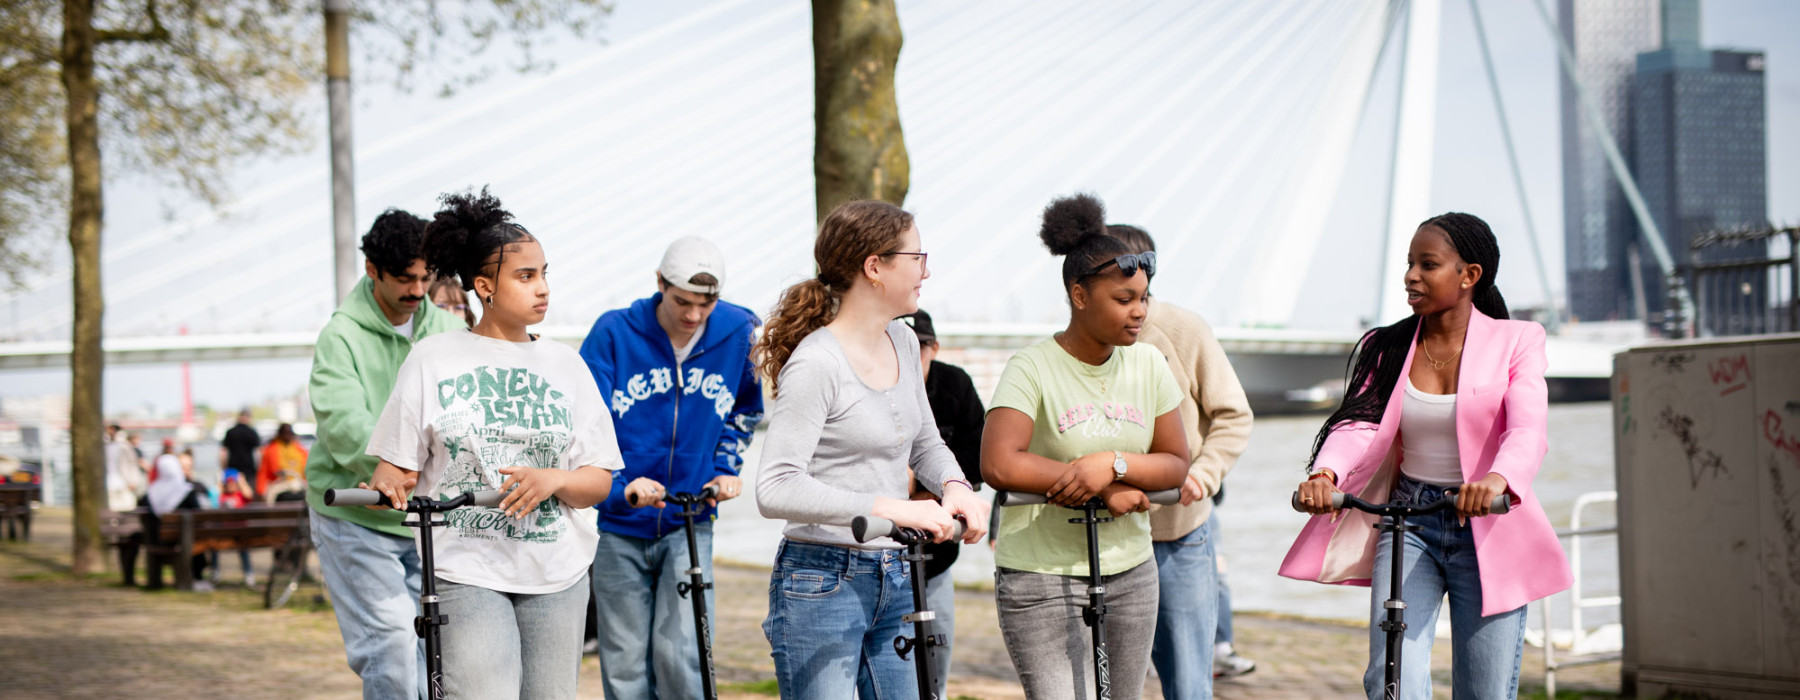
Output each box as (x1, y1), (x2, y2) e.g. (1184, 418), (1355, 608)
(305, 276), (464, 536)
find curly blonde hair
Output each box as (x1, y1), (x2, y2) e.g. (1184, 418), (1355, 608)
(754, 200), (914, 395)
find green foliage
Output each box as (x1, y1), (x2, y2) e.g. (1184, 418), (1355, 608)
(0, 0), (65, 285)
(720, 679), (781, 696)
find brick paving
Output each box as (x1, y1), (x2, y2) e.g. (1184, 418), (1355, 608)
(1, 507), (1619, 699)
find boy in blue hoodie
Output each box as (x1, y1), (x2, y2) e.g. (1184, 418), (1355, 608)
(579, 236), (763, 700)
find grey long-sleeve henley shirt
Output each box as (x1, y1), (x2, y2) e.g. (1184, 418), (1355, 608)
(755, 321), (962, 550)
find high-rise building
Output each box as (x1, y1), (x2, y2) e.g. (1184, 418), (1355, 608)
(1559, 0), (1661, 322)
(1631, 0), (1767, 332)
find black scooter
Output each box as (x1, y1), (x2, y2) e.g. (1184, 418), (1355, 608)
(628, 485), (722, 700)
(849, 514), (970, 700)
(996, 488), (1181, 700)
(324, 487), (502, 700)
(1289, 487), (1511, 700)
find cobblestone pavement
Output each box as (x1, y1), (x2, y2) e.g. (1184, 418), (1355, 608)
(1, 508), (1618, 699)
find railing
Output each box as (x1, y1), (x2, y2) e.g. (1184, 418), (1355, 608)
(1679, 225), (1798, 337)
(1535, 490), (1622, 699)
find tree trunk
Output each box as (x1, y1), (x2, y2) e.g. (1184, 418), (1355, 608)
(62, 0), (107, 576)
(811, 0), (909, 222)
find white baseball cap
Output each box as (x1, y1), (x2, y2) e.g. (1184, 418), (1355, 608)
(657, 236), (726, 295)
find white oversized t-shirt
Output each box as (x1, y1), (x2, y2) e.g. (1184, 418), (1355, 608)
(367, 329), (623, 594)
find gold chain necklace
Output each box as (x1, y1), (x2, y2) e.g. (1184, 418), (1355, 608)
(1421, 337), (1462, 371)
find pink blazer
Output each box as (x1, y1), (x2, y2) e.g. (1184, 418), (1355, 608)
(1277, 310), (1572, 616)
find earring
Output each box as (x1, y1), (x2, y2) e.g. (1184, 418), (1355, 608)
(485, 294), (495, 305)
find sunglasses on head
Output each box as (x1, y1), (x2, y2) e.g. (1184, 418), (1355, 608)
(1081, 251), (1156, 280)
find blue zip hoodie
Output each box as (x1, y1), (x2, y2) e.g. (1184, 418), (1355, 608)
(579, 294), (764, 539)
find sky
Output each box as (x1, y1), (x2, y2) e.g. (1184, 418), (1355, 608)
(0, 0), (1795, 417)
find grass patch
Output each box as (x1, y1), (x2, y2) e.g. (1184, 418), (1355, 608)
(720, 679), (780, 696)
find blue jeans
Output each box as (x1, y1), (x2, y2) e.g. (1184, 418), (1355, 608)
(309, 510), (426, 700)
(1151, 519), (1218, 700)
(1210, 509), (1233, 646)
(437, 574), (590, 700)
(925, 567), (956, 697)
(762, 539), (915, 700)
(591, 524), (714, 700)
(1365, 476), (1527, 700)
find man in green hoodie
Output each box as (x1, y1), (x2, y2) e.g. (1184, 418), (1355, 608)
(305, 209), (463, 700)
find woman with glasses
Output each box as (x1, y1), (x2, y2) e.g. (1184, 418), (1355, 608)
(754, 199), (990, 699)
(430, 274), (475, 328)
(981, 194), (1190, 699)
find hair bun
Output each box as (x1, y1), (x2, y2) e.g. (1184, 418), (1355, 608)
(421, 187), (514, 280)
(1038, 193), (1106, 256)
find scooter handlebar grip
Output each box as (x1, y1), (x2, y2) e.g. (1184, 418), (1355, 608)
(852, 515), (894, 544)
(1144, 489), (1182, 505)
(1289, 491), (1348, 512)
(469, 490), (504, 508)
(700, 484), (719, 501)
(1490, 494), (1511, 514)
(996, 491), (1046, 507)
(324, 488), (391, 508)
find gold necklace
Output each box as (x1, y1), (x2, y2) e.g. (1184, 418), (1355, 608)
(1421, 337), (1462, 371)
(1056, 332), (1108, 394)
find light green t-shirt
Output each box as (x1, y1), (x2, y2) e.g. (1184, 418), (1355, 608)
(989, 338), (1183, 577)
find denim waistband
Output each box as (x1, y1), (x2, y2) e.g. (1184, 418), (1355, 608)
(776, 538), (903, 575)
(1391, 474), (1457, 508)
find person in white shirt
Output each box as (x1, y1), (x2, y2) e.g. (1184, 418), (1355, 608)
(367, 188), (622, 700)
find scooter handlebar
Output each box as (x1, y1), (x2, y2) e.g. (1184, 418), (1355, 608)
(324, 488), (503, 509)
(1288, 490), (1510, 514)
(995, 488), (1183, 508)
(627, 484), (720, 507)
(851, 515), (969, 544)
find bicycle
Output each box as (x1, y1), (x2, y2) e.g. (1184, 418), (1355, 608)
(1288, 487), (1511, 700)
(263, 514), (315, 609)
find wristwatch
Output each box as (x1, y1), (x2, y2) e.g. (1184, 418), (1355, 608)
(1111, 450), (1128, 481)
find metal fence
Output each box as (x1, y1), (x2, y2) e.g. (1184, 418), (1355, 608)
(1679, 225), (1798, 336)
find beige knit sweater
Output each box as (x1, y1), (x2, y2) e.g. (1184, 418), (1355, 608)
(1140, 301), (1253, 541)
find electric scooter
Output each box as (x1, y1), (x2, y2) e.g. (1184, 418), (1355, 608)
(1289, 487), (1511, 700)
(324, 487), (502, 700)
(850, 514), (970, 700)
(996, 488), (1182, 700)
(628, 485), (722, 700)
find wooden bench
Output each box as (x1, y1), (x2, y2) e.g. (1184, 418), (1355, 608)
(111, 502), (309, 590)
(0, 483), (39, 541)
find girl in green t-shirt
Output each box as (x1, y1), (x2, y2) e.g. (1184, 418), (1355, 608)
(982, 194), (1192, 699)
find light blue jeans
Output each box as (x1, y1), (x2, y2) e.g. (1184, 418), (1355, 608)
(591, 524), (714, 700)
(1211, 509), (1234, 647)
(925, 566), (956, 697)
(436, 574), (590, 700)
(1365, 476), (1527, 700)
(309, 510), (426, 700)
(762, 539), (916, 700)
(1151, 518), (1218, 700)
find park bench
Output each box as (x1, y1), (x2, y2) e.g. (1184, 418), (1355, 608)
(107, 502), (309, 591)
(0, 483), (39, 541)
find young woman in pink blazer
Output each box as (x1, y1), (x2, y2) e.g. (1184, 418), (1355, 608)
(1283, 212), (1572, 699)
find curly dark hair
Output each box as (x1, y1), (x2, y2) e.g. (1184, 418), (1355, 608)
(419, 187), (535, 293)
(1039, 193), (1133, 292)
(360, 209), (430, 278)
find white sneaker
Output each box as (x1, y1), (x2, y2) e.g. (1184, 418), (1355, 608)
(191, 581), (216, 593)
(244, 573), (257, 588)
(1213, 642), (1256, 678)
(581, 638), (600, 656)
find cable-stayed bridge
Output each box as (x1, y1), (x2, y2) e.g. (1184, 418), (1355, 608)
(0, 0), (1622, 411)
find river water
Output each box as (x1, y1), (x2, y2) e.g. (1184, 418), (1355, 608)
(715, 402), (1621, 626)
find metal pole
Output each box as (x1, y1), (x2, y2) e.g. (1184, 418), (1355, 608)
(325, 0), (357, 302)
(1528, 0), (1692, 337)
(1467, 0), (1559, 330)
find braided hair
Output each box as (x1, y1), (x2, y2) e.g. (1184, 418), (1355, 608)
(1040, 194), (1134, 293)
(418, 187), (535, 297)
(1304, 212), (1508, 469)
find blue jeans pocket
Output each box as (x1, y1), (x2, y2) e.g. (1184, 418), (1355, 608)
(780, 569), (842, 599)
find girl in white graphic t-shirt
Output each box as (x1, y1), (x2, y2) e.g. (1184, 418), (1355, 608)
(366, 189), (621, 700)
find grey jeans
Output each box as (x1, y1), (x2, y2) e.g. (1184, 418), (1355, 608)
(996, 559), (1160, 700)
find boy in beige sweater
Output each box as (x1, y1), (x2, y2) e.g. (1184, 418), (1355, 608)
(1108, 225), (1255, 699)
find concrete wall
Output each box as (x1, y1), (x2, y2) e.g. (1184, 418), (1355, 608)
(1613, 334), (1800, 698)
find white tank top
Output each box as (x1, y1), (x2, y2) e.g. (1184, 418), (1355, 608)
(1399, 378), (1461, 486)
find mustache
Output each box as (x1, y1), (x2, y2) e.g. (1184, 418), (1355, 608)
(398, 295), (424, 303)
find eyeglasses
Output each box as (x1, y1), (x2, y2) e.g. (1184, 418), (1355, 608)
(1081, 251), (1156, 280)
(881, 250), (929, 266)
(436, 302), (468, 312)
